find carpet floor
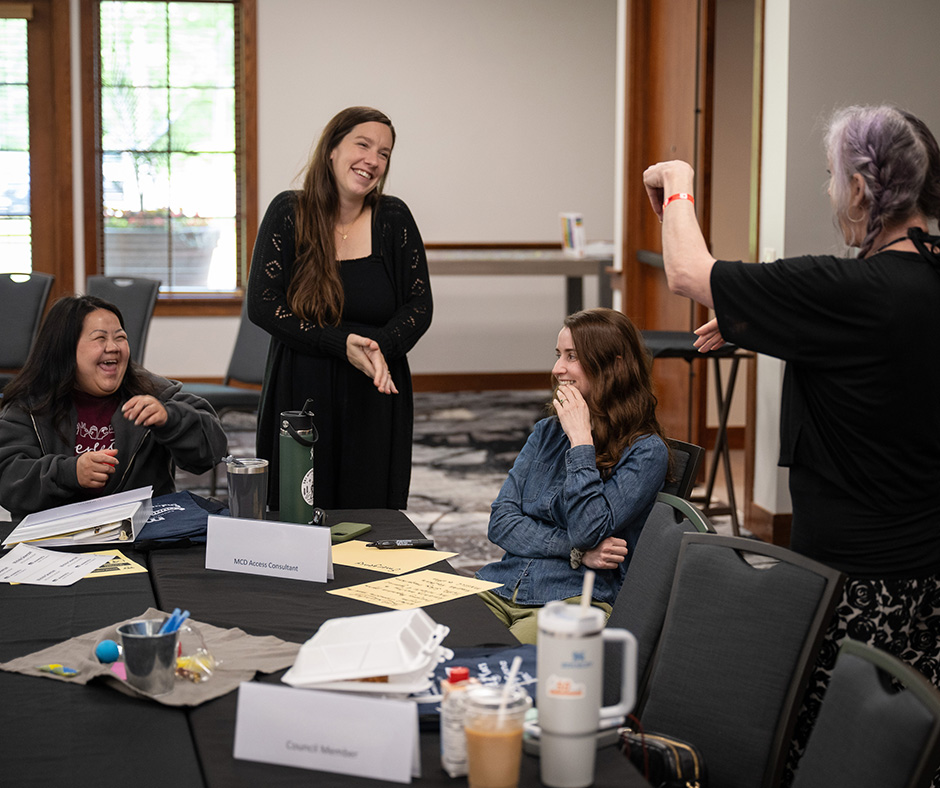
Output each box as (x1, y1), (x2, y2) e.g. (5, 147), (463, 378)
(179, 390), (740, 576)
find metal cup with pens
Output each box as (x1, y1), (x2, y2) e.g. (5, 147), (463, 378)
(117, 609), (188, 696)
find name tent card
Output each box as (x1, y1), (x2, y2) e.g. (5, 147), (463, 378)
(233, 682), (420, 782)
(206, 516), (333, 582)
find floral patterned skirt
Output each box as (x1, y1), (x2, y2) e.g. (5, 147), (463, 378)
(783, 572), (940, 786)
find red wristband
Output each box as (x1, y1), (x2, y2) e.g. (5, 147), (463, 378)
(663, 192), (694, 210)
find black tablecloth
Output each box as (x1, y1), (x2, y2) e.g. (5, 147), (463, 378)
(0, 546), (203, 788)
(1, 509), (647, 788)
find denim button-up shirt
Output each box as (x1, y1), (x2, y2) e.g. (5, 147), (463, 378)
(476, 417), (668, 606)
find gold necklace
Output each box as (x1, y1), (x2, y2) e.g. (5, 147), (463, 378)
(336, 209), (363, 241)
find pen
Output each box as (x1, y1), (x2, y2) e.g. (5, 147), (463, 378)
(159, 608), (190, 634)
(159, 608), (181, 634)
(365, 539), (435, 550)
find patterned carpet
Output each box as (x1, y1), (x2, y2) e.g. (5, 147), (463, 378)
(181, 390), (739, 577)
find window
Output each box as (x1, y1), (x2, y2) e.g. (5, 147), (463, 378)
(82, 0), (256, 311)
(0, 12), (30, 273)
(0, 1), (73, 297)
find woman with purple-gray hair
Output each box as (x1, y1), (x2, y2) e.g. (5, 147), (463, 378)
(643, 105), (940, 785)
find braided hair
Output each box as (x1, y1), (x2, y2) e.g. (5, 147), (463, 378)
(825, 105), (940, 257)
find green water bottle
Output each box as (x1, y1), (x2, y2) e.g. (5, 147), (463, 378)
(278, 398), (318, 524)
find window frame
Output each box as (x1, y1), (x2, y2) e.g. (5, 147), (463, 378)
(79, 0), (256, 317)
(2, 0), (74, 303)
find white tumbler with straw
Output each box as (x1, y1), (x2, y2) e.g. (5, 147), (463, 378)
(536, 571), (637, 788)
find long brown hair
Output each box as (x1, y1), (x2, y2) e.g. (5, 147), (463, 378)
(560, 308), (666, 477)
(289, 106), (396, 326)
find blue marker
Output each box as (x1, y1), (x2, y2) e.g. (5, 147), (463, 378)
(159, 608), (181, 634)
(159, 608), (190, 634)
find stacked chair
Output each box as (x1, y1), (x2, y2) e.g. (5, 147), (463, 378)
(180, 298), (270, 495)
(86, 275), (160, 364)
(0, 272), (54, 391)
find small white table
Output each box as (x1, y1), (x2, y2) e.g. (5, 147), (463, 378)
(426, 248), (614, 315)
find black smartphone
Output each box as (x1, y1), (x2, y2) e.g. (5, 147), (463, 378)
(329, 522), (372, 543)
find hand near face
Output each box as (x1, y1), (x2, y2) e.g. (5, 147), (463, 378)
(345, 333), (398, 395)
(582, 536), (628, 571)
(77, 449), (119, 489)
(552, 383), (592, 447)
(122, 395), (168, 427)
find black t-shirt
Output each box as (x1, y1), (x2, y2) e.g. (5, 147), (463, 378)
(711, 250), (940, 579)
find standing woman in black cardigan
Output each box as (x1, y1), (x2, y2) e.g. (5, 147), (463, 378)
(248, 106), (432, 511)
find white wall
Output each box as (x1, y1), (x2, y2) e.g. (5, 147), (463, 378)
(754, 0), (940, 514)
(146, 0), (618, 377)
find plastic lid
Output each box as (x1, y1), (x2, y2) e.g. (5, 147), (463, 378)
(447, 666), (470, 683)
(537, 599), (605, 636)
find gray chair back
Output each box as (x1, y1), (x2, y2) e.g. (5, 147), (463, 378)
(181, 297), (269, 409)
(223, 297), (271, 387)
(87, 276), (160, 364)
(662, 438), (704, 500)
(0, 272), (54, 388)
(792, 639), (940, 788)
(179, 298), (270, 494)
(604, 492), (713, 706)
(638, 532), (845, 788)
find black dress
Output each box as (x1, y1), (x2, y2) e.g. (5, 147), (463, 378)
(247, 191), (432, 510)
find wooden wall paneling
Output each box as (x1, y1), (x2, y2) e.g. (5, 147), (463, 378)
(26, 0), (73, 303)
(620, 0), (714, 445)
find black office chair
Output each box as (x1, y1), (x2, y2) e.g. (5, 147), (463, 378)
(0, 272), (54, 390)
(181, 298), (271, 494)
(636, 532), (845, 788)
(662, 438), (704, 501)
(87, 275), (160, 364)
(604, 492), (713, 705)
(792, 639), (940, 788)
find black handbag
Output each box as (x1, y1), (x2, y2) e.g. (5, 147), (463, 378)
(619, 725), (707, 788)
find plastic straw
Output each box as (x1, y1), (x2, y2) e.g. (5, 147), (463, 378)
(497, 654), (524, 725)
(580, 569), (596, 614)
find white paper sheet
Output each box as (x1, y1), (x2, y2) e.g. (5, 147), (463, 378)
(0, 543), (112, 585)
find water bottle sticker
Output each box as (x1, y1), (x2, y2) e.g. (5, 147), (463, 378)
(545, 674), (586, 699)
(302, 469), (314, 505)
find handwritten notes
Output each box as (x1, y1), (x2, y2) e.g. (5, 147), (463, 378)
(330, 540), (457, 575)
(327, 569), (501, 610)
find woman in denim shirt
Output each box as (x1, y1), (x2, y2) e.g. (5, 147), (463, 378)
(476, 308), (669, 644)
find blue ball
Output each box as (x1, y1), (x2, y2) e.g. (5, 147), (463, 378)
(95, 639), (121, 663)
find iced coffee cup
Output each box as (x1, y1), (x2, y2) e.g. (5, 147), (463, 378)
(464, 685), (531, 788)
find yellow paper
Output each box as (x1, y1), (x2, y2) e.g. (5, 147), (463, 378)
(327, 569), (501, 610)
(83, 549), (148, 578)
(331, 540), (458, 575)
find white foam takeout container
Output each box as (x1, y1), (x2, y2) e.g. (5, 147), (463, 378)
(281, 608), (450, 690)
